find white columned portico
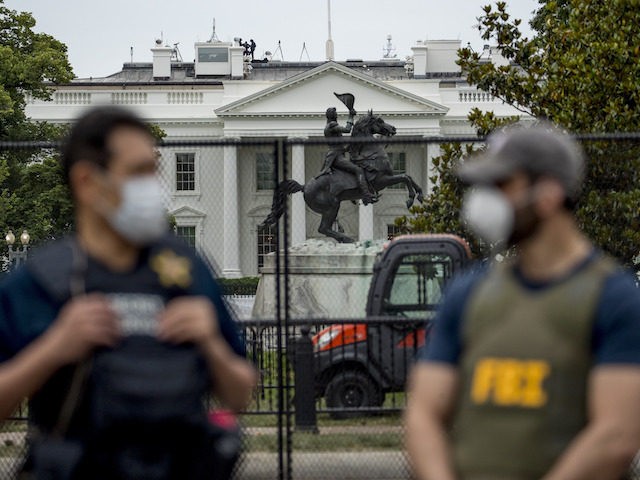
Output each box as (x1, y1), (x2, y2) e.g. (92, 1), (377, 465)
(223, 139), (242, 278)
(358, 203), (374, 241)
(290, 137), (307, 246)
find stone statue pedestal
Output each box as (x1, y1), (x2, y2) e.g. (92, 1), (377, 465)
(252, 239), (386, 319)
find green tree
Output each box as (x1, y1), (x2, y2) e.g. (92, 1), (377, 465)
(395, 111), (517, 257)
(0, 1), (74, 261)
(0, 2), (170, 270)
(0, 120), (168, 256)
(399, 0), (640, 265)
(0, 0), (73, 139)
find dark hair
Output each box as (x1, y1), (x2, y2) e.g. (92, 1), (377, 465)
(61, 106), (152, 185)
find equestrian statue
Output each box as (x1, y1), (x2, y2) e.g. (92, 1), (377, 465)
(262, 93), (424, 243)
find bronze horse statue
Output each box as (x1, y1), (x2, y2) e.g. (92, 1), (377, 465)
(262, 111), (424, 243)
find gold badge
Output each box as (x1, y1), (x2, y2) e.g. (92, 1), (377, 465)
(150, 249), (192, 288)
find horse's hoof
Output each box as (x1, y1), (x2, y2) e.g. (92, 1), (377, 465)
(406, 199), (414, 209)
(417, 194), (424, 203)
(362, 194), (378, 206)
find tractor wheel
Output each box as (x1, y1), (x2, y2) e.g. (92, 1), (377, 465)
(325, 370), (382, 419)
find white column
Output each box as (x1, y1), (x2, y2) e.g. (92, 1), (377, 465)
(223, 140), (242, 278)
(358, 203), (374, 241)
(290, 137), (307, 246)
(425, 142), (441, 194)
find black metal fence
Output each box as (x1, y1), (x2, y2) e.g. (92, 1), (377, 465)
(1, 134), (640, 479)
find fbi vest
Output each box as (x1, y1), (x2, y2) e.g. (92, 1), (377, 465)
(453, 255), (617, 480)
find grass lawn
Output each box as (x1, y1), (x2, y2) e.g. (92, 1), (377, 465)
(240, 411), (405, 452)
(240, 410), (403, 428)
(0, 443), (24, 458)
(245, 430), (403, 452)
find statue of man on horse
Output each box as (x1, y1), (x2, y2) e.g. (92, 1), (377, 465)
(320, 95), (377, 205)
(262, 93), (424, 243)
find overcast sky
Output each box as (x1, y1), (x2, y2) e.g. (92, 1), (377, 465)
(6, 0), (539, 79)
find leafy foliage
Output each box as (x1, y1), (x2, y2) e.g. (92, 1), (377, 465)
(0, 1), (74, 260)
(217, 277), (260, 296)
(395, 111), (518, 257)
(0, 1), (170, 262)
(0, 0), (73, 139)
(458, 0), (640, 133)
(398, 0), (640, 265)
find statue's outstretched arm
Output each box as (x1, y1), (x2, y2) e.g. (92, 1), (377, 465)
(342, 114), (356, 133)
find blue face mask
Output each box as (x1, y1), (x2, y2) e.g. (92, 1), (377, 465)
(108, 176), (168, 246)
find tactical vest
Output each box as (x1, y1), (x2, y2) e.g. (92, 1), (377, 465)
(453, 255), (617, 480)
(24, 236), (220, 479)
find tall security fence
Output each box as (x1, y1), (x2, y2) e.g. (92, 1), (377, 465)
(1, 133), (640, 480)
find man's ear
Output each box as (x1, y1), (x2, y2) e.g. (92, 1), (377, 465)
(535, 178), (566, 217)
(69, 161), (98, 204)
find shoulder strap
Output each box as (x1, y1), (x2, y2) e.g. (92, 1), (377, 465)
(35, 238), (92, 437)
(26, 238), (76, 304)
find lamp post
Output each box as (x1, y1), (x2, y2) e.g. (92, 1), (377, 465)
(5, 229), (30, 270)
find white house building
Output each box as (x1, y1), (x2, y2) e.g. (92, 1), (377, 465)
(25, 38), (523, 278)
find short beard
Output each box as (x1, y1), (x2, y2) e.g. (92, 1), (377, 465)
(507, 203), (541, 247)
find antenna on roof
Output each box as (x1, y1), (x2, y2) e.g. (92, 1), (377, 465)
(130, 46), (133, 63)
(299, 42), (310, 61)
(273, 40), (284, 61)
(326, 0), (334, 60)
(209, 18), (220, 43)
(171, 43), (183, 62)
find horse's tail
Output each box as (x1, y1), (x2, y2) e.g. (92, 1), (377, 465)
(261, 179), (304, 226)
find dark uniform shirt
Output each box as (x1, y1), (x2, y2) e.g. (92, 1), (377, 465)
(421, 251), (640, 366)
(0, 234), (245, 437)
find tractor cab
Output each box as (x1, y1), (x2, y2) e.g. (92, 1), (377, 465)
(312, 234), (472, 416)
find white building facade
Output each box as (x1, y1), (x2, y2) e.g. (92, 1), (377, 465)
(25, 39), (523, 277)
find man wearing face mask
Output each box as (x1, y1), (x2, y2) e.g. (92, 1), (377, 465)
(0, 106), (257, 479)
(405, 124), (640, 480)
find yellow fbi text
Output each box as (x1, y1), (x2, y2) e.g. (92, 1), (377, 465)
(470, 358), (550, 408)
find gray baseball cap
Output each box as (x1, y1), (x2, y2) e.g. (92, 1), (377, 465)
(457, 124), (585, 199)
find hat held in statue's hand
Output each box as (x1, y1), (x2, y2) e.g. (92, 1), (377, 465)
(456, 122), (585, 199)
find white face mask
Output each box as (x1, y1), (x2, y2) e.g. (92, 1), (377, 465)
(108, 176), (168, 245)
(461, 187), (514, 245)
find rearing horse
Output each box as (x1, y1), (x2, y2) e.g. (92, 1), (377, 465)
(262, 111), (424, 243)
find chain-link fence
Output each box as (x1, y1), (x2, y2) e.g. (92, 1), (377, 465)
(1, 133), (640, 479)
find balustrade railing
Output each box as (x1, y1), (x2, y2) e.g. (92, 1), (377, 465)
(458, 89), (495, 103)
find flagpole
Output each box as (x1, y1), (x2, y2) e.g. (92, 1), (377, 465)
(326, 0), (334, 60)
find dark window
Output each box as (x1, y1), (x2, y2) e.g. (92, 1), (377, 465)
(256, 152), (276, 191)
(387, 152), (406, 189)
(384, 254), (453, 319)
(198, 47), (229, 63)
(176, 153), (195, 191)
(387, 224), (402, 240)
(176, 225), (196, 248)
(257, 224), (277, 270)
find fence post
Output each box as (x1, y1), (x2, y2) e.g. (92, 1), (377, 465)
(294, 326), (318, 433)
